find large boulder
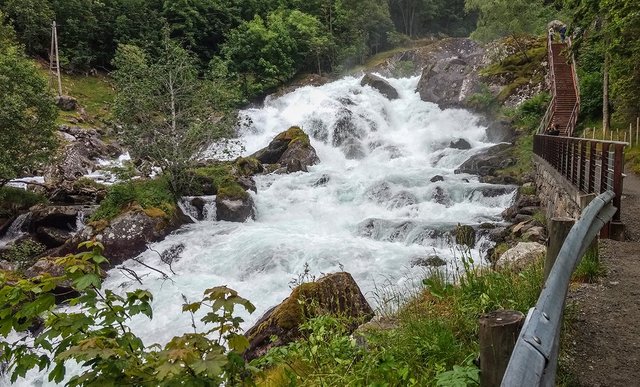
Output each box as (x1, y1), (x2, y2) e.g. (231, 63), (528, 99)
(56, 206), (191, 267)
(216, 194), (255, 222)
(416, 38), (486, 109)
(361, 73), (399, 100)
(450, 138), (472, 150)
(496, 242), (546, 270)
(56, 95), (77, 111)
(455, 143), (515, 177)
(251, 127), (320, 172)
(244, 272), (374, 360)
(28, 204), (97, 232)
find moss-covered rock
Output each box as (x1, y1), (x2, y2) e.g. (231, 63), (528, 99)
(244, 272), (374, 360)
(251, 126), (319, 172)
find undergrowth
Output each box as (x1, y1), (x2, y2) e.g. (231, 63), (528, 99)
(0, 187), (47, 218)
(90, 178), (175, 221)
(255, 251), (544, 386)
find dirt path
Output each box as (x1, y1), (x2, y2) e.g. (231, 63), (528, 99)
(564, 169), (640, 386)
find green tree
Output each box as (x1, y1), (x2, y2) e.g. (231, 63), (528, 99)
(0, 16), (57, 187)
(112, 34), (237, 194)
(465, 0), (550, 58)
(0, 0), (54, 56)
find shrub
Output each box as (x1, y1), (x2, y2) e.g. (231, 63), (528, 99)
(0, 241), (256, 385)
(90, 178), (175, 221)
(0, 239), (46, 270)
(0, 186), (47, 217)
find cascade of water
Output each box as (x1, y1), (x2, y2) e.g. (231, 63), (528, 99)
(178, 196), (217, 222)
(0, 212), (31, 249)
(11, 74), (516, 386)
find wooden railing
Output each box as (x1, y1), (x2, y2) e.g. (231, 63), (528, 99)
(533, 135), (625, 228)
(565, 36), (580, 137)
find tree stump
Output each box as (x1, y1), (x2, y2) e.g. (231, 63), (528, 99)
(479, 310), (525, 387)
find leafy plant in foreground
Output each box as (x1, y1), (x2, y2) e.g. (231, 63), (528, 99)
(0, 241), (255, 386)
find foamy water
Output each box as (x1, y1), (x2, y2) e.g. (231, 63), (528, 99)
(8, 75), (515, 386)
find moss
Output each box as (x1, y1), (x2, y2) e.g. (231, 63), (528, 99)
(275, 126), (311, 147)
(191, 164), (249, 200)
(234, 157), (263, 176)
(72, 177), (106, 191)
(88, 219), (109, 232)
(144, 207), (168, 218)
(481, 38), (547, 103)
(1, 239), (46, 270)
(0, 187), (47, 217)
(90, 178), (175, 221)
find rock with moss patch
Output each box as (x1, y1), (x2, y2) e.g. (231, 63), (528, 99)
(251, 127), (320, 172)
(455, 143), (514, 177)
(361, 73), (399, 100)
(496, 242), (546, 270)
(455, 224), (476, 248)
(244, 272), (374, 360)
(55, 206), (191, 266)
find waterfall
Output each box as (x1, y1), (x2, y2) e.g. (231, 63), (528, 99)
(10, 74), (516, 386)
(178, 196), (217, 221)
(0, 213), (31, 249)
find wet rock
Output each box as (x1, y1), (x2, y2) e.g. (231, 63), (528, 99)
(56, 95), (77, 111)
(237, 176), (257, 193)
(245, 272), (374, 360)
(332, 108), (364, 147)
(252, 127), (319, 172)
(55, 207), (191, 267)
(479, 175), (520, 185)
(28, 204), (96, 232)
(383, 145), (403, 159)
(343, 140), (366, 160)
(484, 119), (516, 143)
(361, 73), (399, 100)
(313, 174), (331, 187)
(474, 186), (516, 198)
(35, 227), (72, 248)
(514, 214), (533, 223)
(365, 182), (393, 203)
(190, 197), (206, 220)
(216, 195), (255, 222)
(488, 226), (509, 242)
(496, 242), (546, 270)
(411, 255), (447, 268)
(450, 138), (472, 150)
(432, 186), (451, 206)
(455, 225), (476, 248)
(430, 175), (445, 183)
(455, 143), (514, 176)
(388, 191), (418, 208)
(44, 143), (95, 186)
(518, 206), (540, 216)
(285, 159), (307, 173)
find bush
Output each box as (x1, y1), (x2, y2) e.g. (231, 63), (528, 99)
(509, 92), (551, 133)
(466, 83), (499, 114)
(0, 186), (47, 217)
(90, 178), (175, 221)
(0, 239), (46, 270)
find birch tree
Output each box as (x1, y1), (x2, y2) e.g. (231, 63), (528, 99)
(112, 34), (238, 194)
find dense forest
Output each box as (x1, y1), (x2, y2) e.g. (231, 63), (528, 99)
(1, 0), (640, 385)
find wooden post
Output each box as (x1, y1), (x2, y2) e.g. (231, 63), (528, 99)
(479, 310), (525, 387)
(636, 117), (639, 146)
(545, 217), (575, 282)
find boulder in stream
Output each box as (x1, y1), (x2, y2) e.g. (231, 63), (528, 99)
(252, 127), (320, 172)
(361, 73), (399, 100)
(244, 272), (374, 360)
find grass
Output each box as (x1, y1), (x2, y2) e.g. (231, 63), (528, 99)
(0, 186), (47, 218)
(89, 177), (176, 222)
(573, 246), (605, 283)
(38, 63), (115, 125)
(254, 253), (544, 386)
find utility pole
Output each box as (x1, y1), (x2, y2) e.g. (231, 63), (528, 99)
(49, 21), (62, 97)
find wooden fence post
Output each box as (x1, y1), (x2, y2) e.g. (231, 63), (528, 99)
(545, 217), (575, 282)
(479, 310), (525, 387)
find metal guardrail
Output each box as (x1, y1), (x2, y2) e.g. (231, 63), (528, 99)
(501, 191), (618, 386)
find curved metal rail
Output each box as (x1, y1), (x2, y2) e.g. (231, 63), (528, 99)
(501, 191), (617, 386)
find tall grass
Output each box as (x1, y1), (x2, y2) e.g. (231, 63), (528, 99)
(254, 250), (544, 386)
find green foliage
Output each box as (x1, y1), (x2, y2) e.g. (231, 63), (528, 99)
(189, 164), (248, 200)
(388, 0), (477, 38)
(466, 83), (499, 114)
(256, 253), (543, 385)
(0, 186), (46, 217)
(112, 34), (236, 194)
(0, 31), (58, 187)
(0, 239), (46, 270)
(90, 178), (176, 221)
(509, 92), (551, 133)
(465, 0), (551, 43)
(0, 241), (256, 386)
(573, 247), (604, 283)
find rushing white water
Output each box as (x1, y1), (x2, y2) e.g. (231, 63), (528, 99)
(9, 75), (515, 386)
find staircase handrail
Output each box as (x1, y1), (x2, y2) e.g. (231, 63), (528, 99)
(538, 94), (556, 134)
(565, 36), (581, 136)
